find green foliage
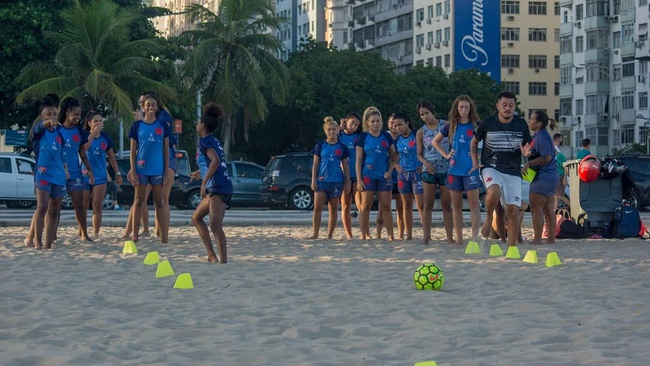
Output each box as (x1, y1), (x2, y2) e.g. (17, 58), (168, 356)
(240, 40), (501, 165)
(612, 143), (647, 156)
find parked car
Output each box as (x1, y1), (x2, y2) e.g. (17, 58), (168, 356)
(62, 150), (204, 210)
(615, 154), (650, 209)
(0, 152), (36, 208)
(225, 161), (267, 207)
(260, 152), (314, 210)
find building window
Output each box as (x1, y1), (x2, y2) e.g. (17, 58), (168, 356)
(560, 98), (572, 115)
(613, 65), (621, 80)
(576, 4), (584, 20)
(586, 0), (609, 17)
(613, 31), (621, 48)
(622, 90), (634, 109)
(587, 127), (609, 145)
(555, 2), (560, 15)
(529, 28), (547, 42)
(416, 60), (425, 67)
(444, 54), (450, 68)
(428, 5), (434, 19)
(586, 30), (610, 49)
(503, 81), (520, 95)
(621, 0), (635, 10)
(640, 92), (648, 109)
(555, 82), (560, 96)
(586, 62), (609, 82)
(436, 3), (442, 16)
(529, 1), (547, 15)
(436, 56), (442, 67)
(502, 28), (520, 41)
(444, 0), (450, 14)
(502, 1), (520, 14)
(427, 57), (434, 66)
(428, 31), (434, 45)
(622, 23), (634, 43)
(612, 96), (621, 114)
(416, 34), (425, 47)
(560, 36), (572, 53)
(529, 82), (547, 95)
(555, 29), (560, 42)
(416, 8), (425, 21)
(576, 99), (584, 114)
(586, 95), (608, 113)
(560, 66), (573, 85)
(561, 129), (572, 147)
(529, 55), (547, 69)
(502, 54), (520, 68)
(555, 55), (560, 69)
(576, 36), (584, 52)
(641, 0), (648, 6)
(436, 30), (442, 42)
(622, 56), (635, 77)
(444, 27), (450, 41)
(621, 124), (635, 144)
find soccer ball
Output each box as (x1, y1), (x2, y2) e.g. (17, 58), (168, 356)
(413, 263), (444, 291)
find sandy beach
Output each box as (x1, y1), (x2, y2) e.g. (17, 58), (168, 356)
(1, 224), (650, 365)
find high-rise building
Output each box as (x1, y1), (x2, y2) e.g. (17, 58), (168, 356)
(275, 0), (327, 60)
(559, 0), (650, 157)
(147, 0), (217, 37)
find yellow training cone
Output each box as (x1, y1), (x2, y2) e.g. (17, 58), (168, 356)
(464, 240), (480, 254)
(155, 260), (175, 278)
(414, 361), (438, 366)
(122, 240), (138, 254)
(143, 251), (160, 265)
(523, 250), (539, 264)
(505, 246), (521, 259)
(489, 244), (504, 256)
(545, 252), (562, 267)
(173, 273), (194, 289)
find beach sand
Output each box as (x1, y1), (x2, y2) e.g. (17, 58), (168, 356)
(1, 224), (650, 365)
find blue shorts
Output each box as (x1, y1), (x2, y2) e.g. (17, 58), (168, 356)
(530, 177), (559, 198)
(316, 181), (343, 201)
(397, 170), (423, 194)
(422, 171), (447, 186)
(446, 174), (482, 192)
(206, 187), (232, 204)
(67, 178), (91, 192)
(35, 180), (67, 198)
(361, 176), (393, 192)
(137, 174), (164, 186)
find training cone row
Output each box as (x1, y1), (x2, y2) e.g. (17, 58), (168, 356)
(122, 240), (138, 254)
(468, 242), (562, 267)
(125, 245), (195, 289)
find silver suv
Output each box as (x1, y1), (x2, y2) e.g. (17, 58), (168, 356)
(0, 153), (36, 208)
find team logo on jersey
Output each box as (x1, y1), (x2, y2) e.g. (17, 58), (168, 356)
(155, 127), (163, 135)
(138, 160), (145, 168)
(380, 140), (388, 148)
(38, 167), (47, 174)
(486, 176), (493, 183)
(72, 134), (80, 143)
(55, 136), (62, 145)
(100, 142), (107, 150)
(408, 139), (416, 148)
(334, 148), (342, 156)
(467, 129), (474, 137)
(363, 176), (371, 186)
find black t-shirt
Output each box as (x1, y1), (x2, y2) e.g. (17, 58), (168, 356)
(474, 114), (532, 176)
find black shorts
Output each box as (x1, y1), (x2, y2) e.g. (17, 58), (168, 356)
(207, 188), (232, 204)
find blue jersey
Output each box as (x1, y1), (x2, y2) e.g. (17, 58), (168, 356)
(396, 131), (421, 171)
(158, 109), (177, 170)
(129, 120), (171, 176)
(339, 131), (359, 179)
(531, 129), (557, 178)
(199, 135), (233, 194)
(34, 122), (66, 186)
(59, 124), (89, 180)
(356, 131), (394, 180)
(311, 140), (350, 183)
(440, 122), (478, 177)
(195, 147), (208, 178)
(86, 132), (114, 185)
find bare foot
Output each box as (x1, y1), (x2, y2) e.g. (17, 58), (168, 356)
(481, 221), (491, 238)
(23, 238), (33, 247)
(45, 243), (53, 249)
(387, 235), (394, 242)
(346, 235), (354, 240)
(452, 240), (462, 245)
(140, 230), (151, 238)
(405, 236), (413, 240)
(207, 254), (219, 263)
(326, 235), (333, 239)
(34, 243), (43, 250)
(307, 235), (318, 240)
(446, 238), (455, 244)
(82, 236), (94, 242)
(421, 239), (429, 245)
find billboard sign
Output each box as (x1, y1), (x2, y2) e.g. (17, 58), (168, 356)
(454, 0), (501, 82)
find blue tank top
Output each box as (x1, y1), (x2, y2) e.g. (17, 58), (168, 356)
(420, 121), (449, 174)
(128, 120), (171, 176)
(59, 125), (88, 180)
(199, 135), (233, 194)
(311, 140), (350, 183)
(338, 131), (359, 178)
(396, 131), (421, 171)
(34, 123), (66, 186)
(356, 131), (394, 180)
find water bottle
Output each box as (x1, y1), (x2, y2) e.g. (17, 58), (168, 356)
(449, 142), (456, 167)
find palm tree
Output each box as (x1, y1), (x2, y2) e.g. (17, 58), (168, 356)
(182, 0), (290, 158)
(15, 0), (174, 122)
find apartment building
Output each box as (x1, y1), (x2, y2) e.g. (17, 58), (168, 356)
(275, 0), (327, 60)
(559, 0), (650, 157)
(147, 0), (217, 37)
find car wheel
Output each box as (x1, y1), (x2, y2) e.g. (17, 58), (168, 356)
(288, 186), (313, 210)
(6, 200), (35, 209)
(186, 189), (202, 210)
(479, 192), (486, 212)
(102, 192), (115, 210)
(61, 194), (73, 209)
(629, 190), (641, 210)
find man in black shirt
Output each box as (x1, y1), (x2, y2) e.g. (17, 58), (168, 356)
(470, 92), (532, 247)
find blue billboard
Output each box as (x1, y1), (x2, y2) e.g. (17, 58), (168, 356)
(454, 0), (501, 82)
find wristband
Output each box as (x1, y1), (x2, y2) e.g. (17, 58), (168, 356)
(115, 172), (122, 175)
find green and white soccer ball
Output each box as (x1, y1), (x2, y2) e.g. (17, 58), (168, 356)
(414, 263), (444, 291)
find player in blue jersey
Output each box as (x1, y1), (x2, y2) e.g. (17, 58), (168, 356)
(433, 95), (482, 245)
(128, 93), (171, 243)
(393, 111), (424, 241)
(83, 110), (122, 238)
(356, 106), (396, 241)
(191, 103), (232, 263)
(31, 96), (68, 249)
(376, 114), (405, 240)
(338, 112), (361, 239)
(417, 100), (454, 245)
(58, 97), (95, 241)
(309, 117), (351, 239)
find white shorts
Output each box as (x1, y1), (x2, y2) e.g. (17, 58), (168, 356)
(481, 167), (523, 207)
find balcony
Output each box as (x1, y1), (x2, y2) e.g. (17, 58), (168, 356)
(559, 0), (573, 7)
(583, 15), (610, 30)
(636, 40), (650, 60)
(560, 22), (573, 36)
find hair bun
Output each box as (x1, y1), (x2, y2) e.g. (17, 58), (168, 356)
(203, 103), (222, 119)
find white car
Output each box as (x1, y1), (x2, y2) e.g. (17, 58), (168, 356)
(0, 152), (36, 208)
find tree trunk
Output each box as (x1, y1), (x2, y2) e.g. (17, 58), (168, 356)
(220, 113), (232, 160)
